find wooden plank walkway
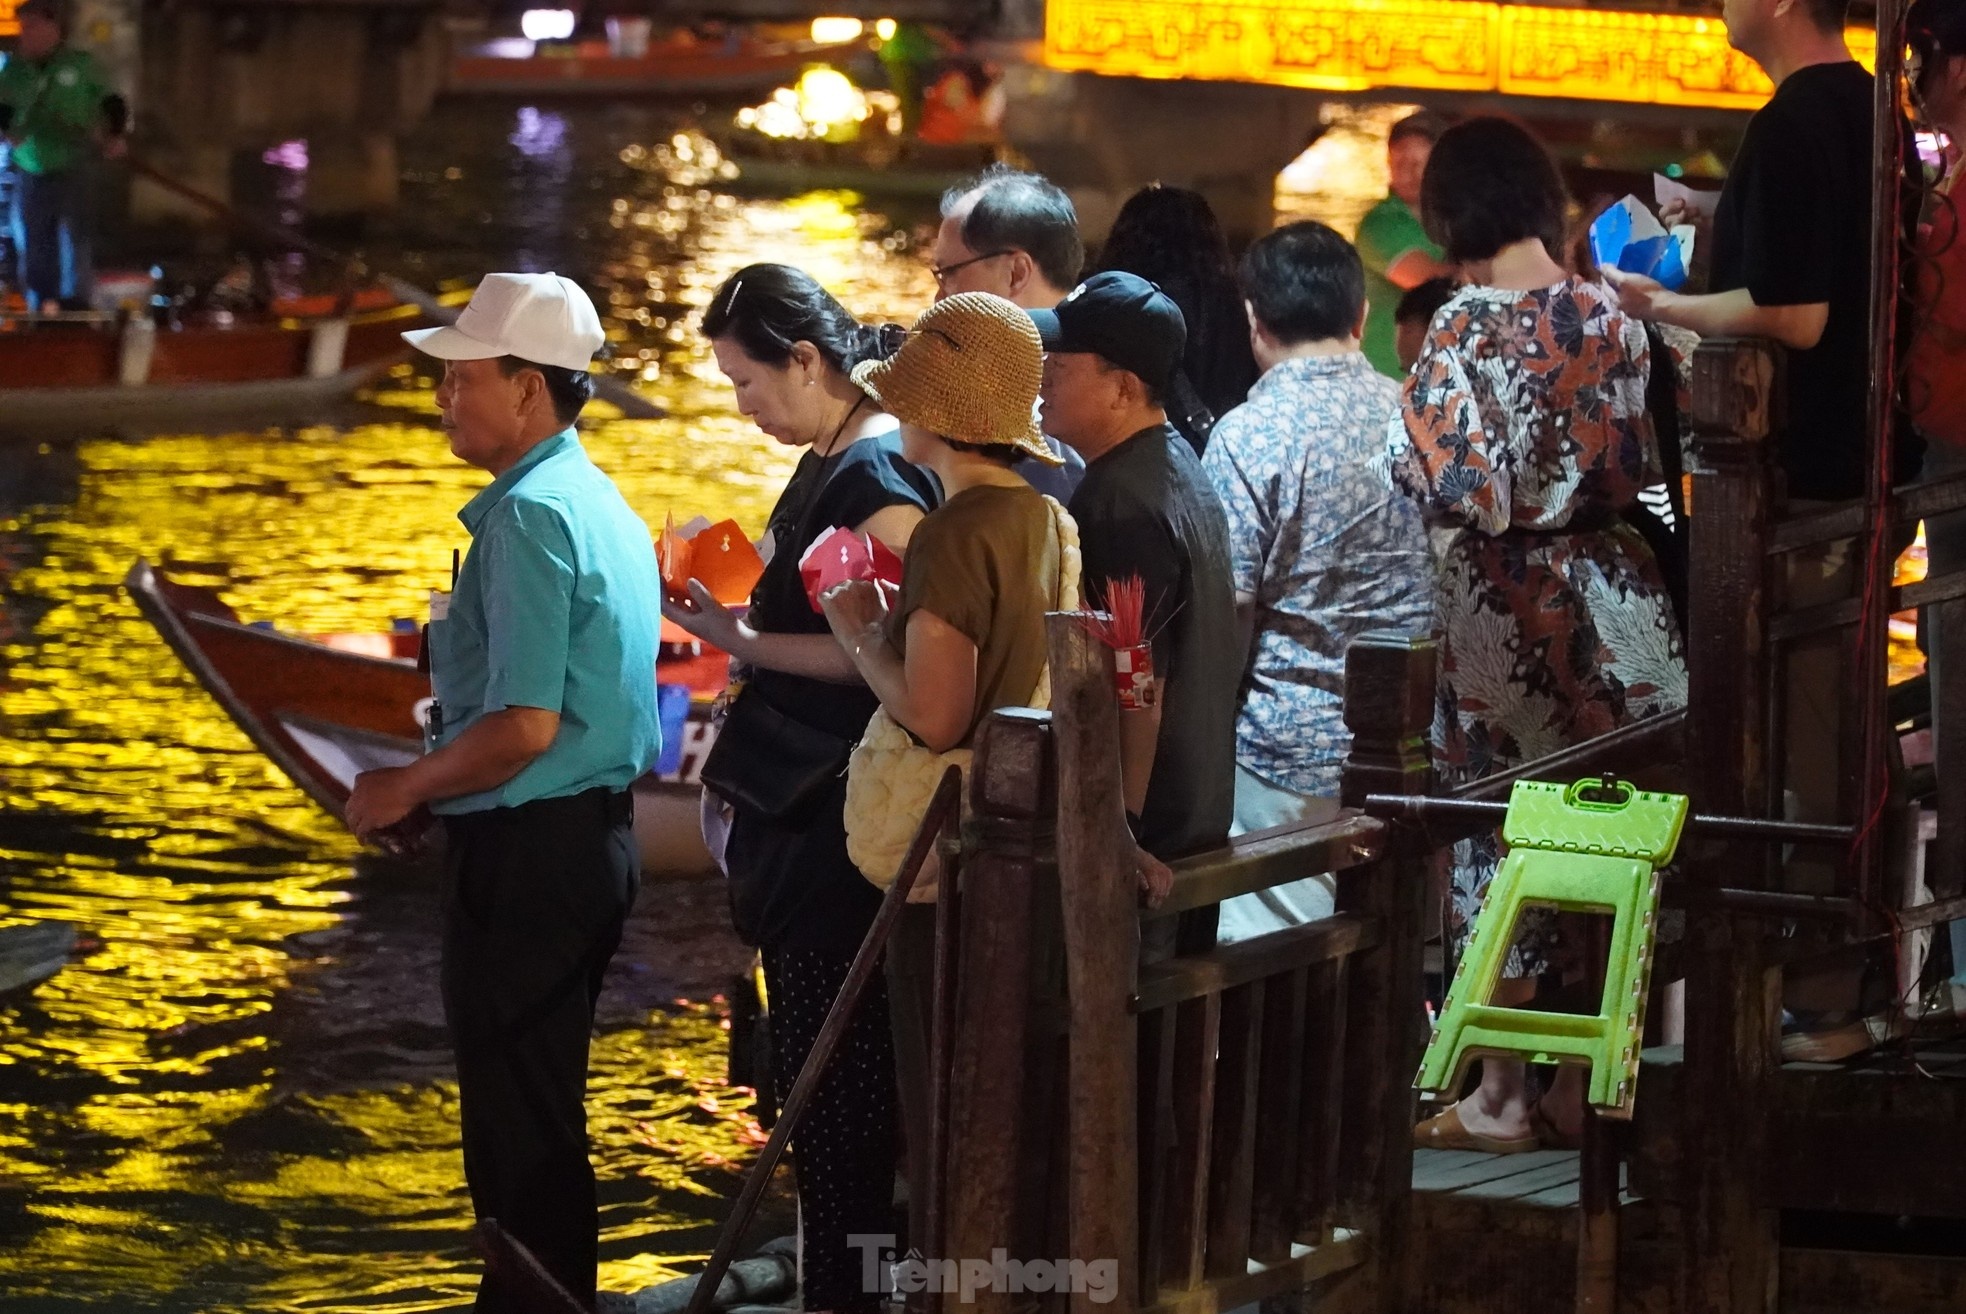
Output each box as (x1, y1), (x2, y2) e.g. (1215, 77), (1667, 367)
(1411, 1036), (1966, 1213)
(1411, 1147), (1632, 1209)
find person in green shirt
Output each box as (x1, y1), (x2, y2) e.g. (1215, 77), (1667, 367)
(0, 0), (128, 312)
(876, 20), (940, 135)
(1356, 110), (1454, 378)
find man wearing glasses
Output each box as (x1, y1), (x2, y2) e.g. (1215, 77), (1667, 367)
(931, 164), (1087, 499)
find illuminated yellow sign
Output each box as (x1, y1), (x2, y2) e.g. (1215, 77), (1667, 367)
(1, 0), (19, 38)
(1043, 0), (1877, 112)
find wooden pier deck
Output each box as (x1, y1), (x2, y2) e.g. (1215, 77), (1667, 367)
(1405, 1034), (1966, 1313)
(1412, 1147), (1631, 1210)
(1414, 1032), (1966, 1209)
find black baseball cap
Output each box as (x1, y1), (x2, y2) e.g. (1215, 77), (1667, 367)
(1028, 271), (1186, 394)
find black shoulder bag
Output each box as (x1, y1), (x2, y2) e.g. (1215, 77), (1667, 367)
(698, 401), (865, 823)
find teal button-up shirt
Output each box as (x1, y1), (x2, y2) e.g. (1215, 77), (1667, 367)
(426, 428), (662, 815)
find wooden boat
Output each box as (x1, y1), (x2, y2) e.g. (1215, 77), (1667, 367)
(714, 126), (999, 201)
(722, 151), (985, 201)
(446, 35), (860, 99)
(125, 558), (724, 879)
(0, 288), (436, 426)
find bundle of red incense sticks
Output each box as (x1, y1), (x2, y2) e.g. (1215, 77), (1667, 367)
(1079, 575), (1159, 711)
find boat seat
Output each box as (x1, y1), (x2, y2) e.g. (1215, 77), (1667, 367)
(1416, 777), (1688, 1119)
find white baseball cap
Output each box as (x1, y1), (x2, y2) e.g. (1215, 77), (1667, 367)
(402, 272), (605, 373)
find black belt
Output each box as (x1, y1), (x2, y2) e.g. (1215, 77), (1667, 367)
(441, 785), (633, 836)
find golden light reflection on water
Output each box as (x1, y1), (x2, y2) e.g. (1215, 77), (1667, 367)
(0, 101), (936, 1311)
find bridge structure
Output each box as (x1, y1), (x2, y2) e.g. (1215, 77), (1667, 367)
(0, 0), (1861, 233)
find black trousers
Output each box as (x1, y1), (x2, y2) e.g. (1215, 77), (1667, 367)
(442, 787), (638, 1314)
(8, 165), (93, 308)
(761, 942), (898, 1313)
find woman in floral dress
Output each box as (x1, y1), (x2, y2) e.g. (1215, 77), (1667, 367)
(1387, 117), (1688, 1152)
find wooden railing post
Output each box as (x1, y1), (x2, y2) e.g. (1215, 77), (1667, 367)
(1681, 337), (1783, 1314)
(1337, 630), (1436, 1311)
(1047, 612), (1141, 1314)
(941, 707), (1059, 1314)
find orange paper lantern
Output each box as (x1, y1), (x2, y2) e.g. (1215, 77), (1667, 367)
(657, 514), (765, 607)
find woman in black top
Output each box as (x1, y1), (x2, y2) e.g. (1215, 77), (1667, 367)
(665, 263), (938, 1312)
(1097, 184), (1261, 452)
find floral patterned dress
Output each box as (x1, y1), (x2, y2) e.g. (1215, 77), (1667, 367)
(1386, 278), (1688, 977)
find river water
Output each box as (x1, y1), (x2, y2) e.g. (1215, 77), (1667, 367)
(0, 100), (948, 1312)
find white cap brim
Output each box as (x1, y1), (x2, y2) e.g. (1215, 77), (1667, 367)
(401, 324), (505, 360)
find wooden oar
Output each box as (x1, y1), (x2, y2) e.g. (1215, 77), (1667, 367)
(124, 155), (664, 420)
(681, 767), (966, 1314)
(128, 156), (365, 273)
(474, 1219), (590, 1314)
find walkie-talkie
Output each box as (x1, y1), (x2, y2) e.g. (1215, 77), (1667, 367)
(422, 548), (460, 741)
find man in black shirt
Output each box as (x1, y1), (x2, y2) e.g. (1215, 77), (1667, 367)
(1605, 0), (1919, 500)
(1032, 272), (1239, 879)
(1607, 0), (1910, 1054)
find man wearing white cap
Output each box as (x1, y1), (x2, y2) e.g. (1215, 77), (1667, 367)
(346, 272), (662, 1311)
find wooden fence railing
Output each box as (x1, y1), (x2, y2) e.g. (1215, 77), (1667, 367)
(918, 340), (1966, 1314)
(1753, 404), (1966, 930)
(924, 620), (1434, 1314)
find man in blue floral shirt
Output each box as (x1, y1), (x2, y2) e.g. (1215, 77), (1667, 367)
(1201, 221), (1434, 943)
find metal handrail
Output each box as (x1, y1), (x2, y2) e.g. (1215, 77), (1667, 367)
(1767, 468), (1966, 555)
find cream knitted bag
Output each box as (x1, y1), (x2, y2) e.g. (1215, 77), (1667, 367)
(844, 495), (1081, 900)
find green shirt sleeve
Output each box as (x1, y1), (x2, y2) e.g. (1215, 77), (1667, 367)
(479, 497), (577, 714)
(1356, 197), (1441, 276)
(3, 49), (113, 174)
(37, 51), (107, 131)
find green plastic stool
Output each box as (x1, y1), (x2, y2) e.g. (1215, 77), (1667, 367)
(1417, 777), (1688, 1120)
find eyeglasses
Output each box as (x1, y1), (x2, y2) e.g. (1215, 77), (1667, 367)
(929, 249), (1014, 287)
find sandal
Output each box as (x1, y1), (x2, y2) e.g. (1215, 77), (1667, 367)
(1529, 1100), (1582, 1151)
(1412, 1103), (1540, 1154)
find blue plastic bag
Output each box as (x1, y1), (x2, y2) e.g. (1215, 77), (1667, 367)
(1590, 196), (1691, 292)
(654, 683), (692, 777)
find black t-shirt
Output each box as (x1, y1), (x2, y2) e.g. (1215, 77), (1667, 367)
(724, 428), (939, 955)
(1068, 423), (1238, 860)
(746, 428), (941, 739)
(1711, 60), (1922, 499)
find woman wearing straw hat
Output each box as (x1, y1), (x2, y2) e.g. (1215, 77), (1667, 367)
(818, 291), (1074, 1245)
(821, 293), (1174, 1244)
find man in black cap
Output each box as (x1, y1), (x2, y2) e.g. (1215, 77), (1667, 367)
(1033, 271), (1239, 929)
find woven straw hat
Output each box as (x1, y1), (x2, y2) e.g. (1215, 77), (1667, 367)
(850, 293), (1061, 466)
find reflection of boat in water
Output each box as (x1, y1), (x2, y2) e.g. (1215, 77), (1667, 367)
(446, 34), (861, 99)
(712, 69), (999, 200)
(125, 559), (725, 880)
(0, 286), (435, 427)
